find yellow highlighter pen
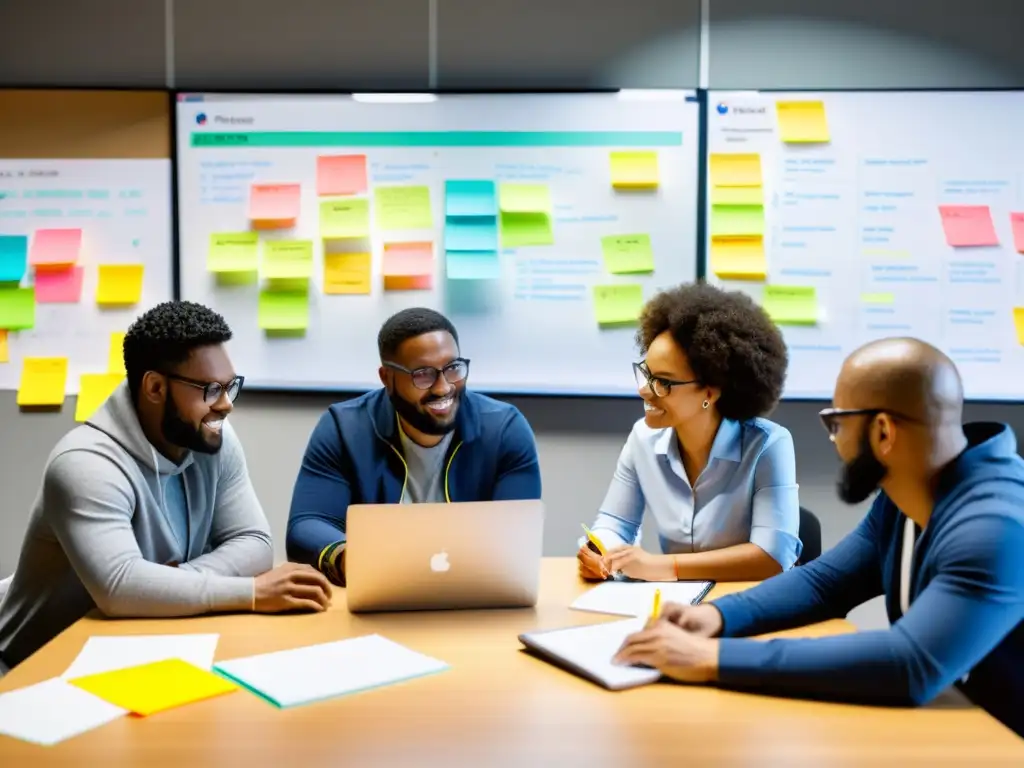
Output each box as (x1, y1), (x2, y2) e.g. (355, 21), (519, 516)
(581, 523), (607, 556)
(650, 588), (662, 621)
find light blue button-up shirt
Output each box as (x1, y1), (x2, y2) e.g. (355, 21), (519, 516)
(589, 417), (803, 570)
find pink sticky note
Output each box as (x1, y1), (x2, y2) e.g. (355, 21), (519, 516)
(938, 205), (999, 247)
(317, 155), (368, 196)
(1011, 213), (1024, 254)
(383, 241), (433, 290)
(248, 184), (301, 229)
(30, 228), (82, 267)
(35, 266), (84, 303)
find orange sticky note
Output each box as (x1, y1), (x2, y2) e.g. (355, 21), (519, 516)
(383, 242), (433, 291)
(249, 183), (301, 229)
(324, 252), (371, 295)
(29, 228), (81, 268)
(1010, 213), (1024, 254)
(96, 264), (144, 305)
(17, 357), (68, 406)
(108, 332), (126, 374)
(0, 330), (8, 363)
(317, 155), (368, 196)
(75, 373), (124, 422)
(938, 205), (999, 247)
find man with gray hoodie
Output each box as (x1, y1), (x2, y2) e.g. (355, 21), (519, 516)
(0, 301), (331, 672)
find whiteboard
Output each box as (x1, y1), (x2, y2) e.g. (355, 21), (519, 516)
(705, 90), (1024, 401)
(0, 159), (173, 393)
(175, 91), (700, 395)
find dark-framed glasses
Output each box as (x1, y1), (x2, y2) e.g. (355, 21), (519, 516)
(818, 407), (919, 440)
(164, 373), (245, 404)
(383, 358), (470, 390)
(632, 361), (697, 398)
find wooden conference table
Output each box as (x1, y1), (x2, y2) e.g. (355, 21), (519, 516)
(1, 558), (1021, 765)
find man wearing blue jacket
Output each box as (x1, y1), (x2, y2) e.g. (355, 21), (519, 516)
(613, 337), (1023, 737)
(286, 307), (542, 585)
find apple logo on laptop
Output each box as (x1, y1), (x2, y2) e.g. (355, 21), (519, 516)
(430, 550), (450, 573)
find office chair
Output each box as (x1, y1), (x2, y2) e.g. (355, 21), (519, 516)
(797, 507), (823, 566)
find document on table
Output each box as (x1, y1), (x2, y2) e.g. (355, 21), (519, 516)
(570, 580), (714, 617)
(213, 634), (449, 708)
(519, 618), (660, 690)
(0, 678), (127, 746)
(61, 633), (220, 679)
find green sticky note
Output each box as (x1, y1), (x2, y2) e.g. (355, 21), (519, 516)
(0, 285), (36, 329)
(208, 232), (259, 273)
(593, 284), (644, 326)
(320, 199), (370, 239)
(710, 204), (765, 237)
(258, 290), (309, 331)
(763, 285), (818, 325)
(263, 240), (313, 279)
(500, 213), (554, 247)
(861, 292), (895, 305)
(601, 234), (654, 274)
(373, 186), (433, 230)
(499, 183), (552, 213)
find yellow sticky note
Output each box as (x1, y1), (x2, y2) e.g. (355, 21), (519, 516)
(323, 252), (371, 295)
(17, 357), (68, 406)
(710, 237), (767, 281)
(498, 183), (552, 214)
(108, 332), (126, 374)
(0, 330), (7, 363)
(776, 101), (830, 143)
(75, 373), (125, 422)
(601, 234), (654, 274)
(1013, 308), (1024, 345)
(861, 293), (895, 305)
(263, 240), (313, 280)
(68, 658), (238, 717)
(710, 185), (764, 206)
(763, 285), (818, 325)
(373, 186), (433, 230)
(609, 151), (659, 189)
(593, 284), (644, 326)
(96, 264), (144, 306)
(258, 289), (309, 331)
(709, 153), (762, 187)
(208, 232), (259, 273)
(320, 198), (370, 239)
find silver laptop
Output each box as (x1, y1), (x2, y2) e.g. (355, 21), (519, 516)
(345, 499), (544, 613)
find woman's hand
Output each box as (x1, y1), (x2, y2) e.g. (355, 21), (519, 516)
(603, 546), (675, 581)
(577, 543), (610, 581)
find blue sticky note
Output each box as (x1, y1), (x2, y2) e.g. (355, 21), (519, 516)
(0, 235), (28, 283)
(445, 180), (498, 217)
(446, 250), (501, 280)
(445, 216), (499, 251)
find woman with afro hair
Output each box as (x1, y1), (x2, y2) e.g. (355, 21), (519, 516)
(578, 282), (803, 583)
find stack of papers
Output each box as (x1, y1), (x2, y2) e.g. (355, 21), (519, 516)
(0, 679), (127, 746)
(570, 580), (714, 617)
(61, 633), (220, 678)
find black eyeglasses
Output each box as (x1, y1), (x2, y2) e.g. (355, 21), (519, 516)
(164, 373), (245, 404)
(818, 407), (919, 440)
(383, 358), (470, 390)
(632, 362), (698, 398)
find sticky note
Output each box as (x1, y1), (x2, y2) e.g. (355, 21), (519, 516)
(29, 228), (81, 268)
(446, 180), (498, 217)
(75, 373), (124, 422)
(317, 154), (368, 196)
(763, 285), (818, 325)
(710, 204), (765, 237)
(445, 217), (499, 252)
(710, 185), (764, 206)
(17, 357), (68, 406)
(609, 151), (659, 189)
(323, 252), (371, 295)
(499, 183), (552, 213)
(776, 101), (830, 143)
(1014, 308), (1024, 345)
(446, 251), (500, 280)
(0, 234), (28, 282)
(208, 232), (259, 273)
(1012, 213), (1024, 253)
(374, 185), (433, 230)
(938, 205), (999, 247)
(710, 153), (762, 187)
(0, 330), (7, 363)
(861, 292), (895, 305)
(710, 237), (767, 281)
(96, 264), (144, 305)
(500, 213), (554, 248)
(383, 241), (433, 290)
(0, 285), (35, 329)
(594, 284), (644, 326)
(320, 198), (370, 239)
(249, 183), (301, 228)
(68, 658), (237, 717)
(258, 289), (309, 331)
(34, 266), (84, 303)
(601, 234), (654, 274)
(108, 332), (126, 374)
(263, 240), (313, 280)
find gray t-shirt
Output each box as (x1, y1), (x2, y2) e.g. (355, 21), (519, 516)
(398, 427), (453, 504)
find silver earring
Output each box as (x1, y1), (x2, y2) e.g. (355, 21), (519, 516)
(702, 399), (710, 410)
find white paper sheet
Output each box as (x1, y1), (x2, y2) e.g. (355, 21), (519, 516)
(62, 634), (220, 679)
(520, 618), (661, 690)
(0, 678), (127, 746)
(213, 634), (449, 708)
(570, 580), (712, 617)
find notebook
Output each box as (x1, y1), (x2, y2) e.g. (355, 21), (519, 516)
(570, 580), (714, 617)
(519, 618), (661, 690)
(212, 634), (449, 708)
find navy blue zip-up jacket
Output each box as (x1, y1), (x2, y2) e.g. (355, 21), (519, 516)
(710, 422), (1024, 737)
(286, 388), (542, 568)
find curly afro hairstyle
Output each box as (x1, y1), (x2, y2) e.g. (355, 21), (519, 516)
(636, 282), (788, 421)
(123, 301), (233, 403)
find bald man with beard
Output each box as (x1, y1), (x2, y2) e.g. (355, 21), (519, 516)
(613, 338), (1024, 737)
